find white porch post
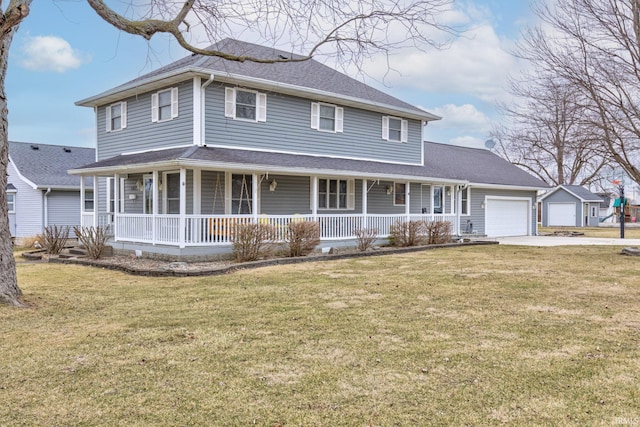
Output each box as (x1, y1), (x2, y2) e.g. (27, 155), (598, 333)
(80, 176), (86, 227)
(252, 172), (259, 223)
(311, 176), (318, 220)
(92, 175), (98, 227)
(114, 173), (120, 241)
(179, 168), (186, 248)
(362, 179), (368, 229)
(152, 170), (159, 245)
(405, 181), (410, 220)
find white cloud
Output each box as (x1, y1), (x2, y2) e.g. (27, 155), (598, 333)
(428, 103), (493, 133)
(448, 135), (486, 149)
(20, 36), (88, 72)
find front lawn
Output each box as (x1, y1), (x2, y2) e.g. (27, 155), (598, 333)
(2, 245), (640, 425)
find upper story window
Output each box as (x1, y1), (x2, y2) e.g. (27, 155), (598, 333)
(225, 88), (267, 122)
(311, 102), (343, 133)
(318, 178), (354, 210)
(7, 193), (15, 213)
(151, 87), (179, 122)
(382, 116), (408, 142)
(106, 102), (127, 132)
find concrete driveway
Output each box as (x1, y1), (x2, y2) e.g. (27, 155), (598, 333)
(496, 236), (640, 247)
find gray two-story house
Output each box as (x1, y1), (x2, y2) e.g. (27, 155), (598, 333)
(70, 39), (546, 258)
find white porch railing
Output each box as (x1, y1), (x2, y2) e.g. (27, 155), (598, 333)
(84, 213), (458, 247)
(81, 213), (114, 232)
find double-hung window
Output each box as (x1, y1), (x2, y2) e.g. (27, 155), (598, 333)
(394, 183), (406, 206)
(151, 87), (179, 122)
(225, 88), (267, 122)
(382, 116), (408, 142)
(231, 174), (253, 214)
(460, 187), (470, 215)
(164, 172), (180, 214)
(106, 101), (127, 132)
(311, 102), (343, 133)
(7, 193), (15, 213)
(433, 185), (443, 214)
(318, 178), (354, 210)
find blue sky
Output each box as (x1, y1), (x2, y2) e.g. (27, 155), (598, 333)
(7, 1), (537, 149)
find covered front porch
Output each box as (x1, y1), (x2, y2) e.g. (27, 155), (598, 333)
(78, 166), (464, 250)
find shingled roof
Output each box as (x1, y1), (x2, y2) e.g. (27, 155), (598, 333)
(76, 39), (438, 121)
(539, 184), (603, 202)
(71, 142), (548, 189)
(9, 141), (95, 189)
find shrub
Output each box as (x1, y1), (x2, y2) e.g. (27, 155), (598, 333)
(231, 223), (276, 262)
(425, 220), (452, 244)
(388, 220), (426, 247)
(287, 221), (320, 257)
(42, 225), (70, 255)
(354, 227), (378, 252)
(74, 226), (111, 259)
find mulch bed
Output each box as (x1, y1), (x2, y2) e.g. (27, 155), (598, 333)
(22, 240), (498, 277)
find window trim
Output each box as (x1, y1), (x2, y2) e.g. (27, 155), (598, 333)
(460, 187), (471, 216)
(105, 101), (127, 132)
(7, 192), (15, 213)
(224, 87), (267, 122)
(311, 102), (344, 133)
(432, 185), (444, 214)
(151, 87), (179, 123)
(382, 116), (408, 143)
(317, 178), (354, 210)
(393, 182), (406, 206)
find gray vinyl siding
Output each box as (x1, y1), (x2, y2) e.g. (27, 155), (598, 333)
(96, 80), (194, 161)
(204, 83), (423, 165)
(7, 161), (44, 238)
(260, 175), (312, 215)
(47, 191), (82, 236)
(467, 187), (538, 235)
(367, 180), (403, 214)
(201, 171), (226, 215)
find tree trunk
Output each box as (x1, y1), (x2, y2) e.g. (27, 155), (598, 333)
(0, 1), (32, 307)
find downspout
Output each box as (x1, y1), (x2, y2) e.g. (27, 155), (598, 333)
(43, 187), (51, 231)
(200, 74), (215, 146)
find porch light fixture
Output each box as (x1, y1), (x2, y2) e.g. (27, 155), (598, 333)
(386, 185), (393, 195)
(136, 179), (143, 192)
(481, 201), (485, 209)
(269, 179), (278, 192)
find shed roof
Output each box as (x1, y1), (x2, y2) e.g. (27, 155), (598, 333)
(70, 142), (548, 189)
(539, 185), (603, 203)
(9, 141), (95, 189)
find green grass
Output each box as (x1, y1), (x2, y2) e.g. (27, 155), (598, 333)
(3, 245), (640, 425)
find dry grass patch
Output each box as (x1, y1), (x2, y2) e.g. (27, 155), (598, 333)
(2, 245), (640, 425)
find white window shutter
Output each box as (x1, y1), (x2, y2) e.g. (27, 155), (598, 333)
(347, 179), (355, 210)
(121, 101), (127, 129)
(225, 88), (235, 118)
(401, 119), (408, 143)
(311, 102), (319, 129)
(335, 107), (344, 133)
(257, 93), (267, 122)
(171, 87), (179, 118)
(151, 93), (159, 122)
(382, 116), (389, 140)
(105, 106), (112, 132)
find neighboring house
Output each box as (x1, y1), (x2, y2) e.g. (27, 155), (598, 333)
(539, 185), (603, 227)
(70, 39), (547, 258)
(8, 141), (95, 242)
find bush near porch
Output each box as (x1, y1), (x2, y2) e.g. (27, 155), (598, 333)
(4, 245), (640, 425)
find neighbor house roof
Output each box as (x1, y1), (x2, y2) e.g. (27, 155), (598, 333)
(539, 185), (603, 203)
(9, 142), (95, 190)
(7, 183), (16, 191)
(70, 142), (548, 190)
(75, 39), (439, 122)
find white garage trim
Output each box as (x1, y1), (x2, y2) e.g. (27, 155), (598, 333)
(548, 202), (577, 227)
(485, 196), (531, 237)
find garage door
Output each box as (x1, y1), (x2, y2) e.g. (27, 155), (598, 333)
(485, 198), (530, 237)
(548, 203), (576, 226)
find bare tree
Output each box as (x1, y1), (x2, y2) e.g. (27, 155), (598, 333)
(492, 72), (609, 186)
(0, 0), (456, 306)
(517, 0), (640, 186)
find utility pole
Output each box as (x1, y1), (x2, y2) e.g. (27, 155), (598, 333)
(619, 182), (625, 239)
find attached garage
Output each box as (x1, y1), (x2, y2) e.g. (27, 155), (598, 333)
(548, 202), (576, 226)
(485, 197), (530, 237)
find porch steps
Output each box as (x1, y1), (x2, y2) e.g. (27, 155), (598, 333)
(59, 246), (88, 259)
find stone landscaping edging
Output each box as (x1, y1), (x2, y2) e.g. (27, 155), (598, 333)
(22, 240), (498, 277)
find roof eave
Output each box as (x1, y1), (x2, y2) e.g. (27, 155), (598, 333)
(470, 182), (550, 191)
